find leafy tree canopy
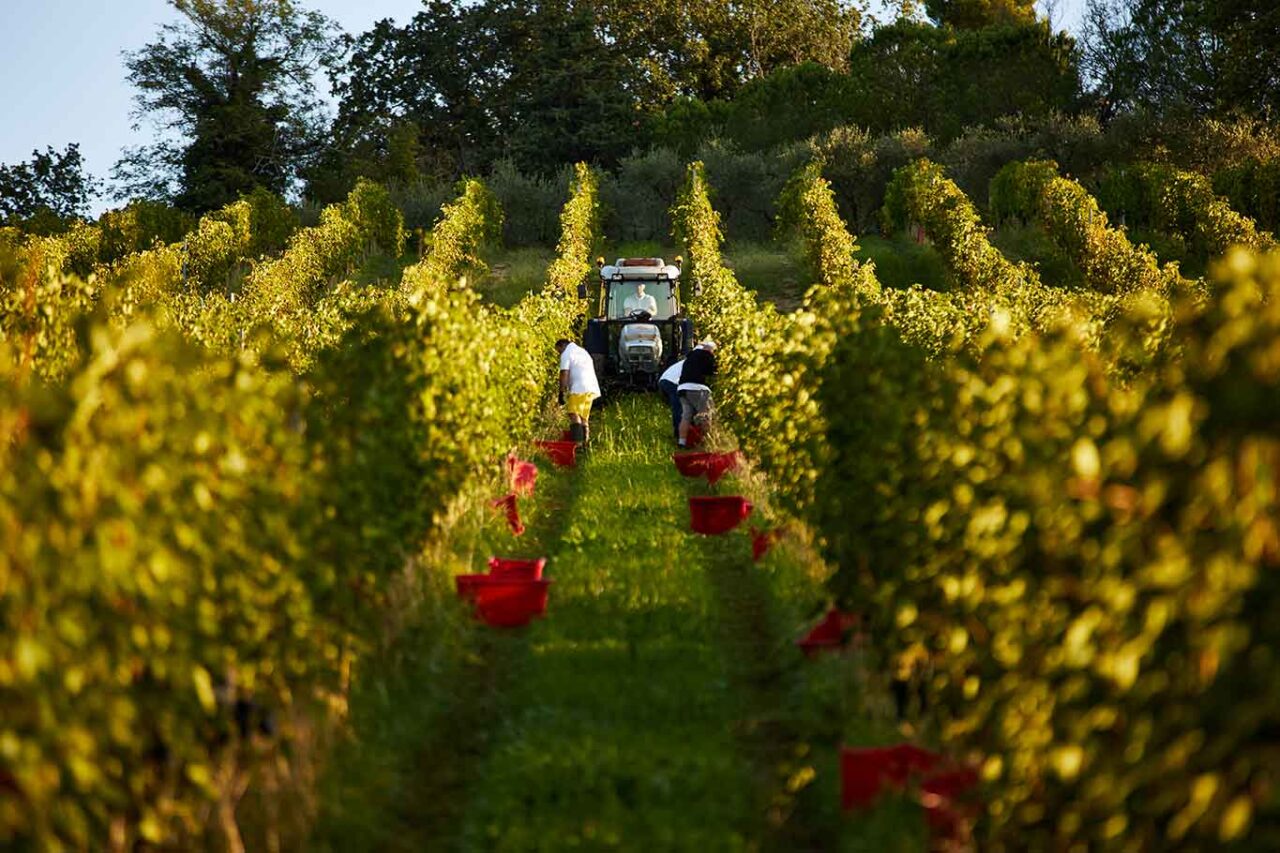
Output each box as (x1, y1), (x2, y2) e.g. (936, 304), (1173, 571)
(925, 0), (1038, 29)
(1084, 0), (1280, 121)
(318, 0), (862, 195)
(0, 144), (97, 225)
(846, 19), (1081, 141)
(115, 0), (337, 212)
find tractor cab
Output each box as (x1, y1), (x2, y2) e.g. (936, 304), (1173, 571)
(582, 257), (696, 388)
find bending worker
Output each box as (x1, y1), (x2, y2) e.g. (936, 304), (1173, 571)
(677, 339), (717, 448)
(658, 356), (685, 442)
(556, 338), (601, 446)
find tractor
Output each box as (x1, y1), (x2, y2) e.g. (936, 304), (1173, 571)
(579, 257), (696, 389)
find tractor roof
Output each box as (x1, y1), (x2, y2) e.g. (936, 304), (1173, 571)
(602, 258), (680, 281)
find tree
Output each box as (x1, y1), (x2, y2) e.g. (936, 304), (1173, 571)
(323, 0), (865, 192)
(845, 19), (1081, 141)
(1083, 0), (1280, 120)
(115, 0), (337, 212)
(325, 1), (507, 185)
(596, 0), (863, 99)
(0, 144), (97, 224)
(717, 63), (863, 152)
(925, 0), (1038, 28)
(500, 1), (654, 173)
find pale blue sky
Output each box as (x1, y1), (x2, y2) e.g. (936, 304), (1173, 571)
(0, 0), (1085, 213)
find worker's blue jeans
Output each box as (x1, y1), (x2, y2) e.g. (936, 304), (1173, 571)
(658, 379), (681, 440)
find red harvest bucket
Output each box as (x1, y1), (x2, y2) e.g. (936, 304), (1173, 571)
(921, 767), (979, 801)
(487, 556), (546, 580)
(560, 429), (575, 442)
(490, 493), (525, 536)
(474, 579), (553, 627)
(674, 451), (741, 484)
(688, 496), (752, 535)
(703, 451), (742, 485)
(884, 743), (945, 783)
(840, 743), (946, 810)
(796, 607), (859, 657)
(455, 574), (490, 601)
(535, 440), (577, 468)
(673, 451), (714, 478)
(840, 746), (894, 810)
(507, 457), (538, 497)
(921, 768), (981, 843)
(751, 526), (783, 562)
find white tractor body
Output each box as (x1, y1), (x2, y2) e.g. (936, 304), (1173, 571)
(600, 258), (681, 376)
(617, 322), (663, 372)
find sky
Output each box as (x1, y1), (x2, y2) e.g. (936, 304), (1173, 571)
(0, 0), (1086, 215)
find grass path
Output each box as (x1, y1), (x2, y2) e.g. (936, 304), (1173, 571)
(460, 397), (754, 849)
(312, 396), (920, 851)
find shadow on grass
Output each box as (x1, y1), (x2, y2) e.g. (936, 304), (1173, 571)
(307, 439), (582, 852)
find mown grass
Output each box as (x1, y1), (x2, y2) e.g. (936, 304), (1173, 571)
(310, 388), (926, 851)
(476, 246), (559, 307)
(688, 422), (926, 853)
(457, 398), (923, 850)
(460, 397), (755, 850)
(723, 242), (807, 310)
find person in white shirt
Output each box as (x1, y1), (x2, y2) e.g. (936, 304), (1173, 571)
(622, 283), (658, 317)
(556, 338), (601, 445)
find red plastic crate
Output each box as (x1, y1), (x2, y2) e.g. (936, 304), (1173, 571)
(840, 743), (946, 810)
(796, 607), (859, 657)
(534, 439), (577, 467)
(672, 450), (741, 484)
(455, 574), (489, 601)
(688, 496), (752, 535)
(921, 767), (981, 844)
(487, 556), (546, 580)
(840, 746), (893, 810)
(673, 451), (715, 478)
(474, 579), (553, 627)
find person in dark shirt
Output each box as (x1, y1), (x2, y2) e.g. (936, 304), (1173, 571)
(677, 340), (717, 447)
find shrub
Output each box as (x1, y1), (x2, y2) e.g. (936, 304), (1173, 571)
(1098, 163), (1275, 258)
(816, 250), (1280, 848)
(777, 161), (878, 296)
(401, 178), (502, 294)
(600, 148), (685, 244)
(884, 159), (1038, 295)
(238, 180), (404, 365)
(545, 163), (600, 295)
(0, 163), (594, 850)
(97, 200), (196, 264)
(699, 139), (809, 243)
(809, 126), (933, 234)
(488, 159), (565, 247)
(990, 160), (1184, 296)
